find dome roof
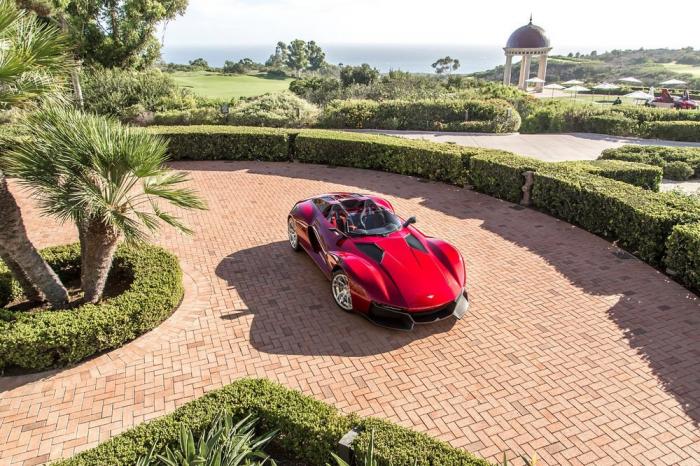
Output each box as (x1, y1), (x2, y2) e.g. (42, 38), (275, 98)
(506, 18), (550, 49)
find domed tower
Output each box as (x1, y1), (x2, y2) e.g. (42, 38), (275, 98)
(503, 16), (552, 91)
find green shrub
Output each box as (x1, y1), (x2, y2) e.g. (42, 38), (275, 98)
(644, 121), (700, 141)
(148, 126), (289, 161)
(153, 107), (222, 126)
(319, 98), (521, 133)
(559, 159), (662, 191)
(600, 145), (700, 176)
(582, 114), (636, 136)
(355, 418), (489, 466)
(469, 152), (545, 202)
(294, 129), (490, 184)
(665, 222), (700, 291)
(0, 244), (183, 371)
(532, 169), (700, 264)
(228, 92), (320, 128)
(664, 161), (695, 180)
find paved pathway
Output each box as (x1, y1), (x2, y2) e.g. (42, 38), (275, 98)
(1, 162), (699, 465)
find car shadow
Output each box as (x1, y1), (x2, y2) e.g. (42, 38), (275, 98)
(214, 240), (456, 357)
(188, 160), (700, 426)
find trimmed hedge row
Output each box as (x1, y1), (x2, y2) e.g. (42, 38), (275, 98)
(57, 378), (490, 466)
(293, 129), (502, 185)
(600, 145), (700, 178)
(532, 170), (700, 265)
(559, 160), (663, 191)
(319, 98), (521, 133)
(149, 126), (289, 161)
(0, 244), (183, 371)
(665, 223), (700, 291)
(644, 121), (700, 142)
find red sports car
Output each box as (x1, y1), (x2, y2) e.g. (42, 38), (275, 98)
(287, 193), (469, 330)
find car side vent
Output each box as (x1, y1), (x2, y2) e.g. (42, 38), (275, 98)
(356, 243), (384, 263)
(405, 234), (427, 253)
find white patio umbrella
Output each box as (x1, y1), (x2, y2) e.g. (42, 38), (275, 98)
(543, 83), (565, 97)
(562, 79), (584, 85)
(564, 85), (590, 100)
(525, 77), (546, 84)
(660, 79), (687, 86)
(625, 90), (654, 104)
(618, 77), (643, 85)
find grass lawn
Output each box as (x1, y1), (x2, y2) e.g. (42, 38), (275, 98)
(169, 71), (294, 99)
(660, 63), (700, 77)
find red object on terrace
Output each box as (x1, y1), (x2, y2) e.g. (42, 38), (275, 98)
(287, 193), (469, 330)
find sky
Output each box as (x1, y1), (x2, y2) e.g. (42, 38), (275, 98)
(160, 0), (700, 51)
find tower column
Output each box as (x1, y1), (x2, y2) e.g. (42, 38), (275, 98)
(503, 54), (513, 85)
(536, 54), (548, 91)
(518, 54), (531, 90)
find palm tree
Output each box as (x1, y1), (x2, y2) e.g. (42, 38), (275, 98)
(7, 107), (206, 302)
(0, 0), (73, 306)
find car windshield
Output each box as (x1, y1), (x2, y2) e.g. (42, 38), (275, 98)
(336, 198), (402, 236)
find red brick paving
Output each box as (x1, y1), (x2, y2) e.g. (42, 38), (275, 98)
(1, 161), (699, 465)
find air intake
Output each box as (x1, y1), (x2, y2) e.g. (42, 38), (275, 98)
(405, 234), (427, 253)
(355, 243), (384, 263)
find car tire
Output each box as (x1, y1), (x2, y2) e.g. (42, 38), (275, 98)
(288, 217), (301, 252)
(331, 270), (354, 312)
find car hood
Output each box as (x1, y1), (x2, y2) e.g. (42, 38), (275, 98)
(352, 233), (462, 310)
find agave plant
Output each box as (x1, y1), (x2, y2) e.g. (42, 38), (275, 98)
(137, 414), (277, 466)
(6, 106), (206, 302)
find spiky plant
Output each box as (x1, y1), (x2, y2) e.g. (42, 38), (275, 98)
(7, 106), (206, 302)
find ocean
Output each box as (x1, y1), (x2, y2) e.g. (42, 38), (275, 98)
(161, 44), (521, 74)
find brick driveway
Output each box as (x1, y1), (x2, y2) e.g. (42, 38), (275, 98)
(1, 161), (699, 465)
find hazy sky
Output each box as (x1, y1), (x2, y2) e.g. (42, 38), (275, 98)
(161, 0), (700, 51)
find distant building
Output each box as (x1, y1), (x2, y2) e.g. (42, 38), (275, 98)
(503, 16), (552, 91)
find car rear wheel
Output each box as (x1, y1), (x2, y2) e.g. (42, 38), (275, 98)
(288, 217), (301, 251)
(331, 271), (353, 312)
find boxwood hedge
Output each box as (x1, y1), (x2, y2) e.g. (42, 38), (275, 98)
(558, 159), (663, 191)
(665, 222), (700, 292)
(644, 121), (700, 142)
(56, 378), (489, 466)
(531, 169), (700, 265)
(318, 98), (521, 133)
(600, 145), (700, 178)
(149, 125), (289, 161)
(0, 243), (183, 372)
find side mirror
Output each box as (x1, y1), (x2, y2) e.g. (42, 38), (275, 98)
(402, 216), (417, 228)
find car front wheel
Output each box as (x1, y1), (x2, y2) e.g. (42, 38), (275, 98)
(331, 271), (353, 312)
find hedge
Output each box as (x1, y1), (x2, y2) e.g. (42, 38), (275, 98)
(644, 121), (700, 142)
(600, 145), (700, 178)
(665, 222), (700, 291)
(0, 243), (183, 371)
(293, 129), (498, 185)
(558, 160), (663, 191)
(531, 169), (700, 265)
(468, 152), (545, 202)
(56, 378), (489, 466)
(149, 126), (289, 161)
(319, 98), (521, 133)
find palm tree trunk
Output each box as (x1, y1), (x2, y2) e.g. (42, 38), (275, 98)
(0, 170), (68, 307)
(0, 244), (43, 303)
(80, 218), (120, 303)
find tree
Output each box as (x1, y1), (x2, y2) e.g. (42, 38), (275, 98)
(306, 40), (326, 72)
(285, 39), (309, 76)
(7, 107), (206, 302)
(265, 41), (288, 68)
(189, 57), (209, 69)
(47, 0), (188, 69)
(0, 0), (71, 307)
(431, 56), (460, 75)
(340, 64), (379, 86)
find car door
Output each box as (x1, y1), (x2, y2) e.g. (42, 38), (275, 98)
(313, 205), (344, 273)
